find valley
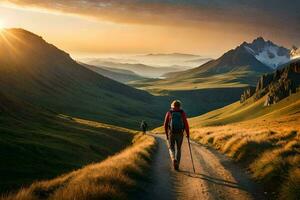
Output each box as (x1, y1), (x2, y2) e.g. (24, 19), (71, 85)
(1, 1), (299, 199)
(0, 28), (299, 200)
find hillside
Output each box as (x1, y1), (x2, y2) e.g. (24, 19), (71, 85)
(190, 60), (300, 127)
(0, 91), (137, 194)
(188, 93), (300, 199)
(189, 91), (300, 127)
(0, 28), (167, 128)
(2, 134), (156, 200)
(187, 61), (300, 199)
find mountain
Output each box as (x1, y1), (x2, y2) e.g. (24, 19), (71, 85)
(173, 37), (293, 76)
(0, 28), (167, 128)
(243, 37), (291, 69)
(80, 63), (145, 83)
(175, 38), (282, 76)
(0, 28), (165, 194)
(84, 60), (182, 78)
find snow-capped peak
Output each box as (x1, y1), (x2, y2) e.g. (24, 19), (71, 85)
(243, 37), (290, 69)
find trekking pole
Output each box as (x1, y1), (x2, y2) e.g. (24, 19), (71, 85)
(187, 137), (196, 173)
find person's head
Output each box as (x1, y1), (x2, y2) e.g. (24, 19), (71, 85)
(171, 100), (182, 109)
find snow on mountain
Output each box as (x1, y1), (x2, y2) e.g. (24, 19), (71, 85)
(252, 45), (290, 69)
(243, 37), (291, 69)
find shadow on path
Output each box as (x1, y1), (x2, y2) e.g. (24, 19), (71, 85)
(180, 170), (248, 190)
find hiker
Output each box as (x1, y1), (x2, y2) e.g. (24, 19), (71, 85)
(164, 100), (190, 170)
(140, 120), (148, 134)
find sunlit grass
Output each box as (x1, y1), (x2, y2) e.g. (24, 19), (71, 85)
(190, 115), (300, 199)
(1, 134), (156, 200)
(179, 91), (300, 199)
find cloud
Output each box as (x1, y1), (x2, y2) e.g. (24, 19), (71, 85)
(2, 0), (300, 41)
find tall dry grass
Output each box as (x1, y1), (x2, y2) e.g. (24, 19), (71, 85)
(190, 114), (300, 199)
(1, 134), (156, 200)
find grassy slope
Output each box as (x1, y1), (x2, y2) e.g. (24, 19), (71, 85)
(189, 92), (300, 127)
(0, 29), (167, 129)
(0, 94), (137, 194)
(130, 70), (250, 92)
(0, 29), (161, 196)
(188, 92), (300, 199)
(128, 66), (258, 120)
(2, 134), (156, 200)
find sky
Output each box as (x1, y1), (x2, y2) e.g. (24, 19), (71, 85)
(0, 0), (299, 58)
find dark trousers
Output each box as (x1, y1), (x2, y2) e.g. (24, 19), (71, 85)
(168, 132), (184, 164)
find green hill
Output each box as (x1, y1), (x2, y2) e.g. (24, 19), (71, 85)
(187, 61), (300, 199)
(190, 60), (300, 127)
(0, 28), (167, 194)
(0, 92), (136, 194)
(190, 91), (300, 127)
(0, 29), (167, 129)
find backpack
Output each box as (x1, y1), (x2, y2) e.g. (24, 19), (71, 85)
(169, 110), (185, 134)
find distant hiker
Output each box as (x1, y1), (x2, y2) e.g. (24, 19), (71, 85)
(140, 120), (148, 134)
(164, 100), (190, 170)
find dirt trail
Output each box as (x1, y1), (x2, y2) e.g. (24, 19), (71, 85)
(146, 134), (265, 200)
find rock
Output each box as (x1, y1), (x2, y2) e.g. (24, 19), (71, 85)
(243, 60), (300, 105)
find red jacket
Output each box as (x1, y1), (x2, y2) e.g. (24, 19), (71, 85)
(164, 108), (190, 138)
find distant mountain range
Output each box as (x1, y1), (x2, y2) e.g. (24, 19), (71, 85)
(83, 60), (182, 78)
(79, 63), (145, 83)
(80, 53), (211, 78)
(141, 53), (201, 59)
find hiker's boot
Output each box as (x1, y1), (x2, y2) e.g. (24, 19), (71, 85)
(173, 160), (179, 171)
(175, 163), (179, 171)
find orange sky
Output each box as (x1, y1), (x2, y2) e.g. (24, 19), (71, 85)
(0, 1), (299, 58)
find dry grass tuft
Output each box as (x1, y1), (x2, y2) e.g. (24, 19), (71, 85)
(1, 134), (156, 200)
(191, 114), (300, 199)
(280, 167), (300, 200)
